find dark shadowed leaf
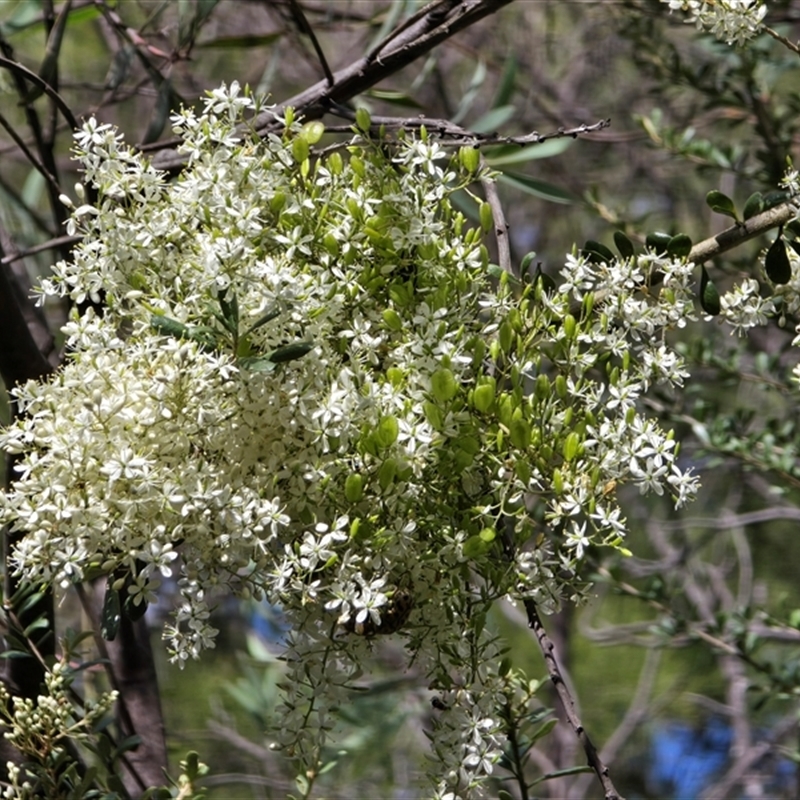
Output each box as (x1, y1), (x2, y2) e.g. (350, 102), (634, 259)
(101, 581), (121, 641)
(765, 235), (792, 284)
(742, 192), (764, 220)
(614, 231), (635, 259)
(667, 233), (692, 258)
(700, 265), (721, 316)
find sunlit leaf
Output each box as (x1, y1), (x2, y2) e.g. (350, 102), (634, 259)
(470, 104), (516, 134)
(483, 138), (573, 166)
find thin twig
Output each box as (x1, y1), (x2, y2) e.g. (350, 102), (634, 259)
(325, 102), (611, 147)
(480, 155), (513, 276)
(522, 597), (625, 800)
(0, 234), (83, 267)
(498, 522), (624, 799)
(763, 25), (800, 56)
(286, 0), (335, 87)
(0, 56), (79, 131)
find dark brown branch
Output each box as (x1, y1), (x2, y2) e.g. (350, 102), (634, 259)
(0, 234), (83, 267)
(324, 103), (611, 146)
(0, 56), (78, 134)
(152, 0), (517, 171)
(286, 0), (335, 88)
(522, 597), (625, 800)
(75, 583), (168, 795)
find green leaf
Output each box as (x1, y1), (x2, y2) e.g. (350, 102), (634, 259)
(431, 368), (458, 402)
(699, 265), (721, 316)
(763, 190), (790, 210)
(765, 235), (792, 284)
(151, 314), (190, 338)
(124, 594), (148, 622)
(242, 305), (283, 336)
(300, 120), (325, 145)
(613, 231), (635, 259)
(705, 189), (739, 222)
(22, 616), (50, 638)
(237, 356), (278, 373)
(217, 289), (239, 333)
(581, 240), (615, 263)
(355, 107), (371, 133)
(742, 192), (764, 220)
(365, 89), (423, 109)
(374, 416), (399, 449)
(483, 138), (573, 166)
(487, 264), (521, 285)
(265, 341), (315, 363)
(667, 233), (693, 258)
(645, 231), (672, 254)
(493, 53), (518, 108)
(529, 765), (594, 786)
(530, 717), (558, 743)
(520, 252), (537, 272)
(463, 534), (492, 559)
(498, 171), (573, 204)
(452, 60), (487, 125)
(0, 650), (36, 659)
(101, 581), (121, 642)
(470, 104), (516, 135)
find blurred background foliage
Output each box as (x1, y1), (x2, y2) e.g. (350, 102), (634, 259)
(3, 1), (800, 798)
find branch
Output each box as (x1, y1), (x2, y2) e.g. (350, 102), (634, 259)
(498, 514), (624, 799)
(522, 597), (625, 800)
(481, 156), (512, 275)
(324, 103), (610, 146)
(286, 0), (334, 88)
(152, 0), (518, 171)
(689, 201), (797, 264)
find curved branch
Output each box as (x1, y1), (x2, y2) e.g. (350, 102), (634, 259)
(689, 201), (797, 264)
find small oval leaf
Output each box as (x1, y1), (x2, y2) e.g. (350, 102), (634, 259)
(645, 231), (672, 254)
(667, 233), (692, 259)
(613, 231), (635, 259)
(581, 240), (615, 264)
(742, 192), (764, 221)
(699, 265), (721, 316)
(706, 189), (738, 221)
(765, 236), (792, 284)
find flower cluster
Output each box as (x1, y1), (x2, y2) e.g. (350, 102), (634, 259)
(0, 661), (117, 799)
(662, 0), (768, 45)
(0, 83), (712, 796)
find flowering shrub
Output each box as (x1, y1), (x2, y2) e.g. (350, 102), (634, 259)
(3, 79), (799, 796)
(662, 0), (767, 45)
